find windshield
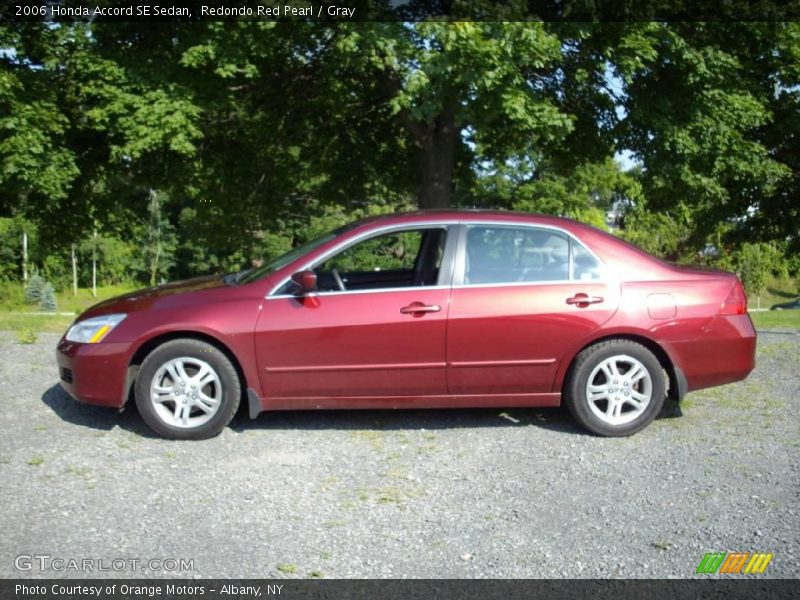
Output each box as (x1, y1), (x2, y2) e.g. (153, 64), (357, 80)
(237, 229), (342, 284)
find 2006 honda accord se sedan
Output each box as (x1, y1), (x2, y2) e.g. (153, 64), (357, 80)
(56, 210), (756, 439)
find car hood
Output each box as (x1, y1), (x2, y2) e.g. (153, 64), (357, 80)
(80, 275), (227, 319)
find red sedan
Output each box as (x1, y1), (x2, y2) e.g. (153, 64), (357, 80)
(56, 210), (756, 439)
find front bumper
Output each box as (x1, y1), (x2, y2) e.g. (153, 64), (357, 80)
(56, 337), (134, 407)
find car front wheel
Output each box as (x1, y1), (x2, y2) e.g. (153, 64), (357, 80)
(135, 339), (241, 440)
(564, 339), (666, 437)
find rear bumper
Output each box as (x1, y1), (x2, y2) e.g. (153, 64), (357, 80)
(56, 337), (134, 408)
(664, 314), (757, 392)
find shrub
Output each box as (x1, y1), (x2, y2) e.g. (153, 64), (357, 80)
(736, 243), (780, 298)
(39, 283), (57, 312)
(16, 328), (37, 344)
(0, 282), (25, 311)
(24, 274), (45, 304)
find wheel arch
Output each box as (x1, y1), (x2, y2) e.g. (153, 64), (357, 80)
(558, 333), (684, 403)
(123, 330), (248, 407)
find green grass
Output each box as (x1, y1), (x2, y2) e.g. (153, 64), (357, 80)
(1, 312), (75, 334)
(276, 563), (297, 574)
(0, 312), (75, 334)
(55, 285), (136, 314)
(0, 282), (135, 314)
(0, 284), (136, 335)
(750, 310), (800, 330)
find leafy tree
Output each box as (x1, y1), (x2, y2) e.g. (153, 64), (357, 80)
(141, 189), (177, 286)
(0, 217), (22, 280)
(1, 20), (798, 286)
(736, 243), (779, 299)
(78, 234), (137, 286)
(619, 202), (693, 260)
(615, 22), (797, 253)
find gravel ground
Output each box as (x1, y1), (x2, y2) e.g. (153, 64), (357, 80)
(0, 330), (797, 579)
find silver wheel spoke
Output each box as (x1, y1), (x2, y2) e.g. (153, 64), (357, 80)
(152, 390), (175, 404)
(600, 363), (614, 381)
(627, 365), (646, 384)
(608, 361), (621, 378)
(165, 363), (181, 384)
(152, 382), (176, 404)
(626, 396), (644, 409)
(180, 403), (191, 425)
(174, 360), (191, 382)
(195, 391), (219, 413)
(193, 364), (215, 388)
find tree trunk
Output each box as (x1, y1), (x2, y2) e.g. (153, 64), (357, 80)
(92, 228), (97, 297)
(417, 110), (457, 209)
(148, 188), (159, 286)
(71, 244), (77, 297)
(22, 231), (27, 283)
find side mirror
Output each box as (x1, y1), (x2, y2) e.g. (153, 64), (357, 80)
(291, 270), (317, 294)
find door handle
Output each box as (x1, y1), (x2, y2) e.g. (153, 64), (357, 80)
(566, 294), (604, 306)
(400, 303), (441, 314)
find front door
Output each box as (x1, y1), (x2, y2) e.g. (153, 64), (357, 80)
(254, 226), (454, 403)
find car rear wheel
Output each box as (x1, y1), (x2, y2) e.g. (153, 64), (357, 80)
(564, 339), (666, 437)
(135, 339), (240, 440)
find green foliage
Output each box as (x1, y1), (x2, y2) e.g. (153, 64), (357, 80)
(321, 231), (421, 272)
(490, 159), (642, 227)
(617, 22), (798, 251)
(140, 190), (177, 286)
(24, 274), (45, 304)
(16, 328), (37, 344)
(0, 21), (797, 288)
(276, 563), (297, 574)
(0, 281), (24, 311)
(41, 254), (72, 292)
(732, 243), (784, 298)
(39, 282), (56, 312)
(0, 218), (20, 280)
(786, 255), (800, 279)
(78, 234), (136, 286)
(619, 208), (689, 260)
(0, 216), (36, 282)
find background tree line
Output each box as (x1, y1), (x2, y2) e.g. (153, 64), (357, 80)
(0, 21), (798, 295)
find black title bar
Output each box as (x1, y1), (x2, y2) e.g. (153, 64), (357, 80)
(3, 579), (800, 600)
(2, 0), (800, 23)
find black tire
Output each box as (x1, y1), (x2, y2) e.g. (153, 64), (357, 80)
(135, 339), (241, 440)
(564, 339), (666, 437)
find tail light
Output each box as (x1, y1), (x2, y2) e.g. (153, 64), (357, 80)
(719, 280), (748, 315)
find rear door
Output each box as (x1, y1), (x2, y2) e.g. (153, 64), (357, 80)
(446, 223), (620, 395)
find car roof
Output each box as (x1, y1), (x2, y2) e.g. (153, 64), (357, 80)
(349, 208), (583, 229)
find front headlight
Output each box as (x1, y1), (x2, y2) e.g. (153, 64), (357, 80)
(66, 314), (127, 344)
